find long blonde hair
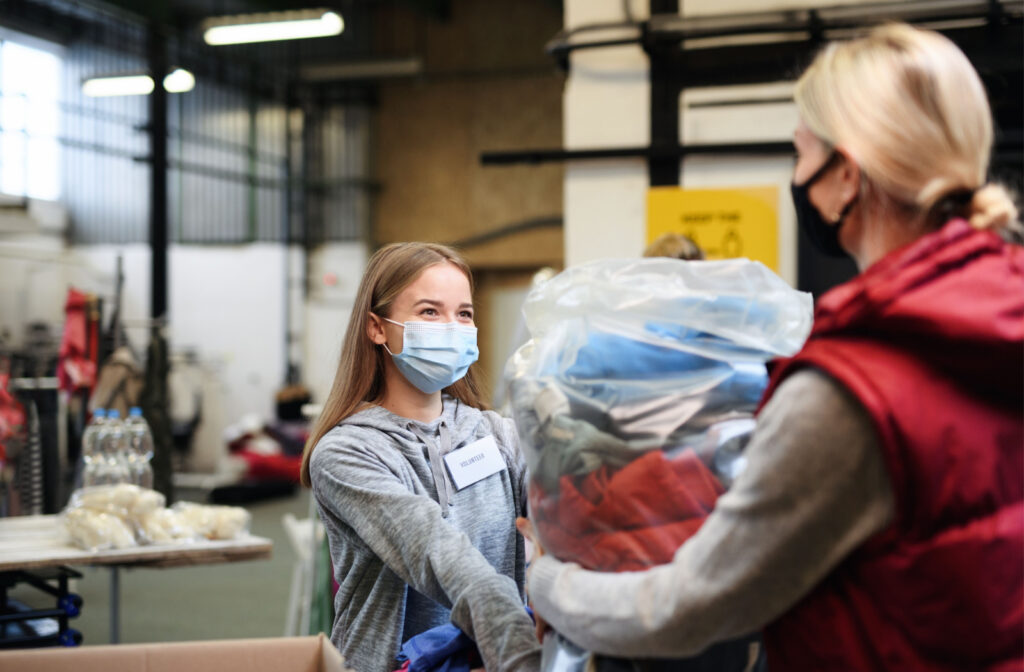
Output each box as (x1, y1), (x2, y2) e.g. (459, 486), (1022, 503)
(796, 23), (1019, 232)
(300, 242), (486, 487)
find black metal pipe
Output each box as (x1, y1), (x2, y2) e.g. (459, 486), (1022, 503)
(481, 142), (797, 166)
(548, 1), (1021, 59)
(648, 0), (681, 187)
(148, 22), (168, 321)
(447, 216), (563, 249)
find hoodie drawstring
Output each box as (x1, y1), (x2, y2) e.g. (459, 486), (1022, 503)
(409, 423), (454, 518)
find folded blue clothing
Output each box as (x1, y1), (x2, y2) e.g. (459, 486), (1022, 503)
(563, 330), (769, 383)
(397, 622), (477, 672)
(397, 609), (533, 672)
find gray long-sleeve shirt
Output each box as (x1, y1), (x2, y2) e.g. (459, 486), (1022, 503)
(528, 369), (895, 657)
(310, 397), (542, 672)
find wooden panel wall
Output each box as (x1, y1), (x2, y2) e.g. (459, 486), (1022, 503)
(372, 0), (564, 265)
(372, 0), (566, 398)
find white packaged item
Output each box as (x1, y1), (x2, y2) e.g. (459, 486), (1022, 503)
(171, 502), (251, 540)
(69, 483), (165, 520)
(63, 507), (137, 551)
(136, 508), (199, 545)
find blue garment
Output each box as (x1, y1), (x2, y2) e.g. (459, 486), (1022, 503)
(564, 327), (771, 382)
(397, 609), (533, 672)
(559, 329), (768, 427)
(397, 622), (476, 672)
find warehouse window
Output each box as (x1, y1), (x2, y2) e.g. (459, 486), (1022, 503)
(0, 39), (61, 201)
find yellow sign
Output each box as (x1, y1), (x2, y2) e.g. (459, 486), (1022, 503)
(647, 186), (779, 271)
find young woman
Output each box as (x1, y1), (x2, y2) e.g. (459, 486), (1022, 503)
(521, 24), (1023, 670)
(302, 243), (540, 672)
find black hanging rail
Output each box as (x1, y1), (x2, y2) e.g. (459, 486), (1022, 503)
(545, 0), (1023, 66)
(481, 142), (796, 166)
(485, 0), (1022, 170)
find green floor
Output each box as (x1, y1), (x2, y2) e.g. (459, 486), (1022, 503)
(12, 486), (314, 646)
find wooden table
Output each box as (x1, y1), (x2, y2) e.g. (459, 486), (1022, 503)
(0, 514), (273, 643)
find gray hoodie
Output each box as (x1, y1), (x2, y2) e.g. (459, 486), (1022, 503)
(310, 396), (541, 672)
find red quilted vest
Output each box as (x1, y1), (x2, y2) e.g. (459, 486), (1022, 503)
(759, 220), (1024, 671)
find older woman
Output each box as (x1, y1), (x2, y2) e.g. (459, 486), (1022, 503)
(523, 23), (1023, 670)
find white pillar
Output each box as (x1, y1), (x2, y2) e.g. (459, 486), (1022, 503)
(563, 0), (650, 267)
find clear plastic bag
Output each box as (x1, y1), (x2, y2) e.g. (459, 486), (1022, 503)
(506, 257), (812, 570)
(62, 484), (251, 551)
(136, 508), (201, 545)
(63, 507), (137, 552)
(508, 258), (808, 672)
(68, 484), (165, 520)
(63, 484), (166, 551)
(171, 502), (252, 540)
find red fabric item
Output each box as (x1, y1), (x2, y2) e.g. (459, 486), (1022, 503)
(531, 450), (724, 572)
(57, 288), (98, 394)
(0, 373), (26, 462)
(236, 449), (303, 483)
(759, 220), (1024, 671)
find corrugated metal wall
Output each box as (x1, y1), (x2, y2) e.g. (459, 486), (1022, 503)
(62, 35), (149, 244)
(1, 0), (372, 246)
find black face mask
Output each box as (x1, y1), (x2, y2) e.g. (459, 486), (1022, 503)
(791, 151), (856, 258)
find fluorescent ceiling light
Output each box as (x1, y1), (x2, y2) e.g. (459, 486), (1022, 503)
(203, 9), (344, 46)
(163, 68), (195, 93)
(82, 69), (196, 97)
(83, 75), (154, 97)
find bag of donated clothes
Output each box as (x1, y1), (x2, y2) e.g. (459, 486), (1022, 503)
(505, 257), (812, 670)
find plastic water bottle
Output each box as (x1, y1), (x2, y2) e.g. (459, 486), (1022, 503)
(96, 409), (130, 485)
(125, 407), (155, 489)
(80, 409), (108, 488)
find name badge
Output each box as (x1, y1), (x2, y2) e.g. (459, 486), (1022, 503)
(443, 436), (506, 491)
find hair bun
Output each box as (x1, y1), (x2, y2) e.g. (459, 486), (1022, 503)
(969, 184), (1019, 231)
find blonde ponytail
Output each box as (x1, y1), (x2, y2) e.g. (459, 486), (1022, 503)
(968, 184), (1020, 232)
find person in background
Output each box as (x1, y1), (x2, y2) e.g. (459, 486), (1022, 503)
(643, 232), (705, 260)
(520, 23), (1023, 670)
(302, 243), (540, 672)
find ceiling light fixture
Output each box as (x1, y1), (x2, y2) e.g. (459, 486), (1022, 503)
(203, 9), (344, 46)
(82, 74), (154, 97)
(163, 68), (195, 93)
(82, 68), (196, 97)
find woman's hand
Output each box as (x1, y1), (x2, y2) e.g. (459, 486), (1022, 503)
(516, 516), (551, 643)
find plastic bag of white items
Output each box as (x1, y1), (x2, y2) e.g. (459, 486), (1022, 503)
(136, 507), (201, 545)
(64, 484), (167, 551)
(68, 483), (165, 520)
(505, 257), (813, 571)
(171, 502), (251, 540)
(63, 507), (137, 552)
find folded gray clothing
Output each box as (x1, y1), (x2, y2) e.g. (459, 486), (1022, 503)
(530, 415), (636, 492)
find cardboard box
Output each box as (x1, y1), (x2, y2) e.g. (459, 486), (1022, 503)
(0, 633), (349, 672)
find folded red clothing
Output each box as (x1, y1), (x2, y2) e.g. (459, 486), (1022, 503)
(531, 449), (724, 571)
(236, 449), (303, 483)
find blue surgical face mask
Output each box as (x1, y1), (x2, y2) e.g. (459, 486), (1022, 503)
(379, 317), (479, 394)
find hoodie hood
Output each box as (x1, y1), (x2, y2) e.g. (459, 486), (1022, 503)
(340, 396), (493, 517)
(341, 395), (488, 445)
(810, 218), (1024, 405)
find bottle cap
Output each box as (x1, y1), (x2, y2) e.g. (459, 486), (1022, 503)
(129, 407), (143, 417)
(108, 409), (121, 419)
(93, 408), (107, 419)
